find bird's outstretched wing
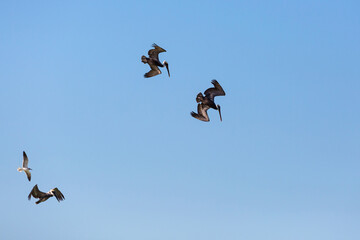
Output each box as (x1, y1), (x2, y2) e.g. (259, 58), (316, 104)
(144, 69), (161, 78)
(28, 185), (47, 200)
(191, 103), (210, 122)
(24, 169), (31, 181)
(204, 80), (226, 101)
(23, 151), (29, 168)
(52, 188), (65, 202)
(144, 64), (161, 78)
(148, 43), (166, 61)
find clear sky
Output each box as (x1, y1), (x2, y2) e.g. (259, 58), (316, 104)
(1, 0), (359, 239)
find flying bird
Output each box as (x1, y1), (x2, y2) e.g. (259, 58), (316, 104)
(141, 43), (170, 78)
(191, 80), (226, 122)
(17, 151), (32, 181)
(28, 184), (65, 204)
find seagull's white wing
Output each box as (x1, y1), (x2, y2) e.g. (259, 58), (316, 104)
(24, 169), (31, 181)
(22, 151), (29, 168)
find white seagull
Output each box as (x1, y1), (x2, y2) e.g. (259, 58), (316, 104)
(17, 151), (32, 181)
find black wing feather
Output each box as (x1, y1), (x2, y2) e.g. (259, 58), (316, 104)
(52, 188), (65, 202)
(28, 184), (47, 200)
(204, 80), (226, 101)
(148, 43), (166, 61)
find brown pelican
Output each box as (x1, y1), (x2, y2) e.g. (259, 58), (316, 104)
(17, 151), (32, 181)
(28, 184), (65, 204)
(191, 80), (226, 122)
(141, 43), (170, 78)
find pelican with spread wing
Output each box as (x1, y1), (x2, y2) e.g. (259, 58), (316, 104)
(191, 80), (226, 122)
(17, 151), (32, 181)
(28, 184), (65, 204)
(141, 43), (170, 78)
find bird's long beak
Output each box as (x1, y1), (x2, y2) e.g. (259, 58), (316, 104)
(218, 105), (222, 121)
(165, 62), (170, 77)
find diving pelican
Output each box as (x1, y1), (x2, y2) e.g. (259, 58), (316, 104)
(141, 43), (170, 78)
(28, 184), (65, 204)
(191, 80), (226, 122)
(17, 151), (32, 181)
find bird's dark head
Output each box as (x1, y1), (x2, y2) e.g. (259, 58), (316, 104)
(29, 168), (32, 170)
(141, 55), (148, 63)
(196, 93), (204, 103)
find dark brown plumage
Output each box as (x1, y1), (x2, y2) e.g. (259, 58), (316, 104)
(28, 184), (65, 204)
(191, 80), (226, 122)
(141, 43), (170, 78)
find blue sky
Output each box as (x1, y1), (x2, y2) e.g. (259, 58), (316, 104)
(1, 0), (359, 239)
